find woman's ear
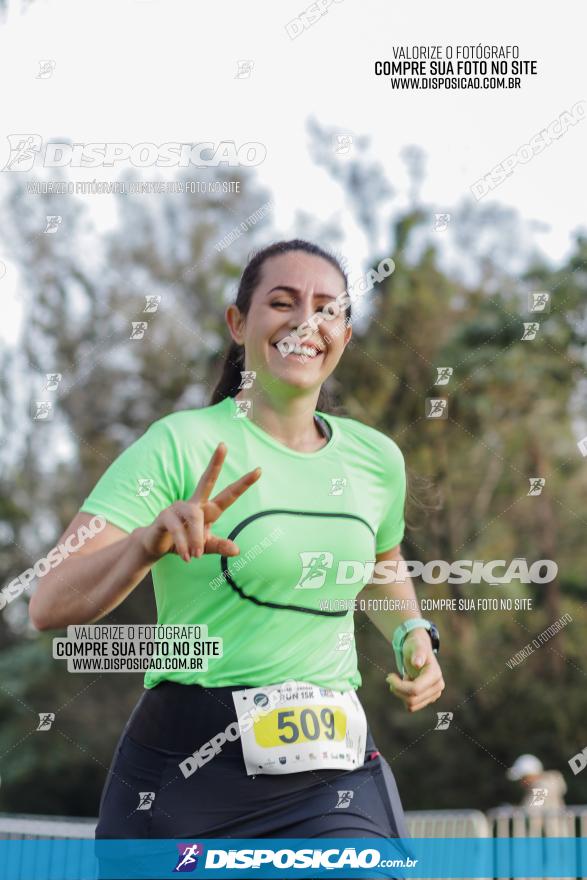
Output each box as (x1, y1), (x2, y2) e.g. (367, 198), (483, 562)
(343, 321), (353, 347)
(225, 304), (246, 345)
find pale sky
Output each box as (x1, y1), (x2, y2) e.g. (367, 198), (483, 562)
(0, 0), (585, 343)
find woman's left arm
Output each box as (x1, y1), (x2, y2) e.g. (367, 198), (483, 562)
(356, 543), (445, 713)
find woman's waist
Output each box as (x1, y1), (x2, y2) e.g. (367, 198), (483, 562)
(125, 680), (375, 755)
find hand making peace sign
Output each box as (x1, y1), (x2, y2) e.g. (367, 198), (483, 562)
(137, 443), (262, 563)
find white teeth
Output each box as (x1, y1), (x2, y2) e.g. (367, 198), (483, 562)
(289, 345), (321, 357)
(273, 342), (324, 358)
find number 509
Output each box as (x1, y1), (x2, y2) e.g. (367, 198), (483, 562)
(277, 707), (336, 743)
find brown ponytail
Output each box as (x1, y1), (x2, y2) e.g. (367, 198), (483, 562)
(211, 340), (246, 403)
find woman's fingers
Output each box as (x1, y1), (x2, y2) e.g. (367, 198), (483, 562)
(175, 503), (205, 559)
(179, 441), (262, 556)
(189, 443), (228, 505)
(387, 669), (444, 700)
(158, 509), (192, 562)
(387, 663), (439, 695)
(143, 441), (260, 562)
(400, 678), (444, 712)
(406, 688), (444, 713)
(206, 466), (262, 520)
(205, 535), (240, 557)
(164, 504), (239, 561)
(386, 666), (445, 713)
(189, 445), (263, 518)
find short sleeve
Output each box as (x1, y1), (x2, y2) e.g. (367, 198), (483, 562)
(375, 442), (407, 554)
(79, 418), (183, 533)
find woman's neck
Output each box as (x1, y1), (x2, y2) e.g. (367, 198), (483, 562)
(233, 390), (327, 452)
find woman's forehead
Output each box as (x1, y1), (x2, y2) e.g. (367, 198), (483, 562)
(258, 251), (343, 292)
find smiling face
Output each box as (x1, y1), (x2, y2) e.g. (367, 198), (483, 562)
(226, 250), (352, 399)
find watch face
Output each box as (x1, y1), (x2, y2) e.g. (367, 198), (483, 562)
(429, 622), (440, 652)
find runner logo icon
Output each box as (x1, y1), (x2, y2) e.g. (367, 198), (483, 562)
(294, 552), (333, 589)
(335, 790), (354, 809)
(174, 843), (204, 872)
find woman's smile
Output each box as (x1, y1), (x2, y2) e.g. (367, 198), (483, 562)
(271, 340), (325, 363)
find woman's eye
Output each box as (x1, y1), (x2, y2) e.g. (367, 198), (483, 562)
(270, 301), (332, 312)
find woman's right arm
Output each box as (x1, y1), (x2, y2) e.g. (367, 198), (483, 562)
(28, 513), (157, 630)
(28, 442), (262, 631)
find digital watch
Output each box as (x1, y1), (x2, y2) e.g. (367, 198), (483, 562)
(391, 618), (440, 677)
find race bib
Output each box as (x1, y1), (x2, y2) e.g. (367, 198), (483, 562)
(232, 680), (367, 776)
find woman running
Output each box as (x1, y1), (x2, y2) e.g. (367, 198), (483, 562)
(29, 239), (444, 842)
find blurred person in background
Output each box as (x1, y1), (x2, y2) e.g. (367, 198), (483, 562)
(506, 754), (567, 810)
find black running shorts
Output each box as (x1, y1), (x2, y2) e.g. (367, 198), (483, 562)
(95, 681), (410, 840)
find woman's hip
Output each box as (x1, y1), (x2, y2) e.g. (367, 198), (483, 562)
(95, 681), (409, 840)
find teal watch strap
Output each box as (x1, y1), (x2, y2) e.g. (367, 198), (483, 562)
(392, 618), (432, 677)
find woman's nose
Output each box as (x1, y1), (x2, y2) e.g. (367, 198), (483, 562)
(289, 300), (319, 334)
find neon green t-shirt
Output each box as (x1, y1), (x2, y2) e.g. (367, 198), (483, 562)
(79, 396), (406, 691)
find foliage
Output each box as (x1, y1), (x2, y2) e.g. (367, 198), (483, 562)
(0, 150), (585, 817)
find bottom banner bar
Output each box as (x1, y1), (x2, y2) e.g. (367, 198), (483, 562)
(0, 837), (586, 879)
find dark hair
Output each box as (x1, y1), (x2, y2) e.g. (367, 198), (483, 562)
(209, 239), (351, 412)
